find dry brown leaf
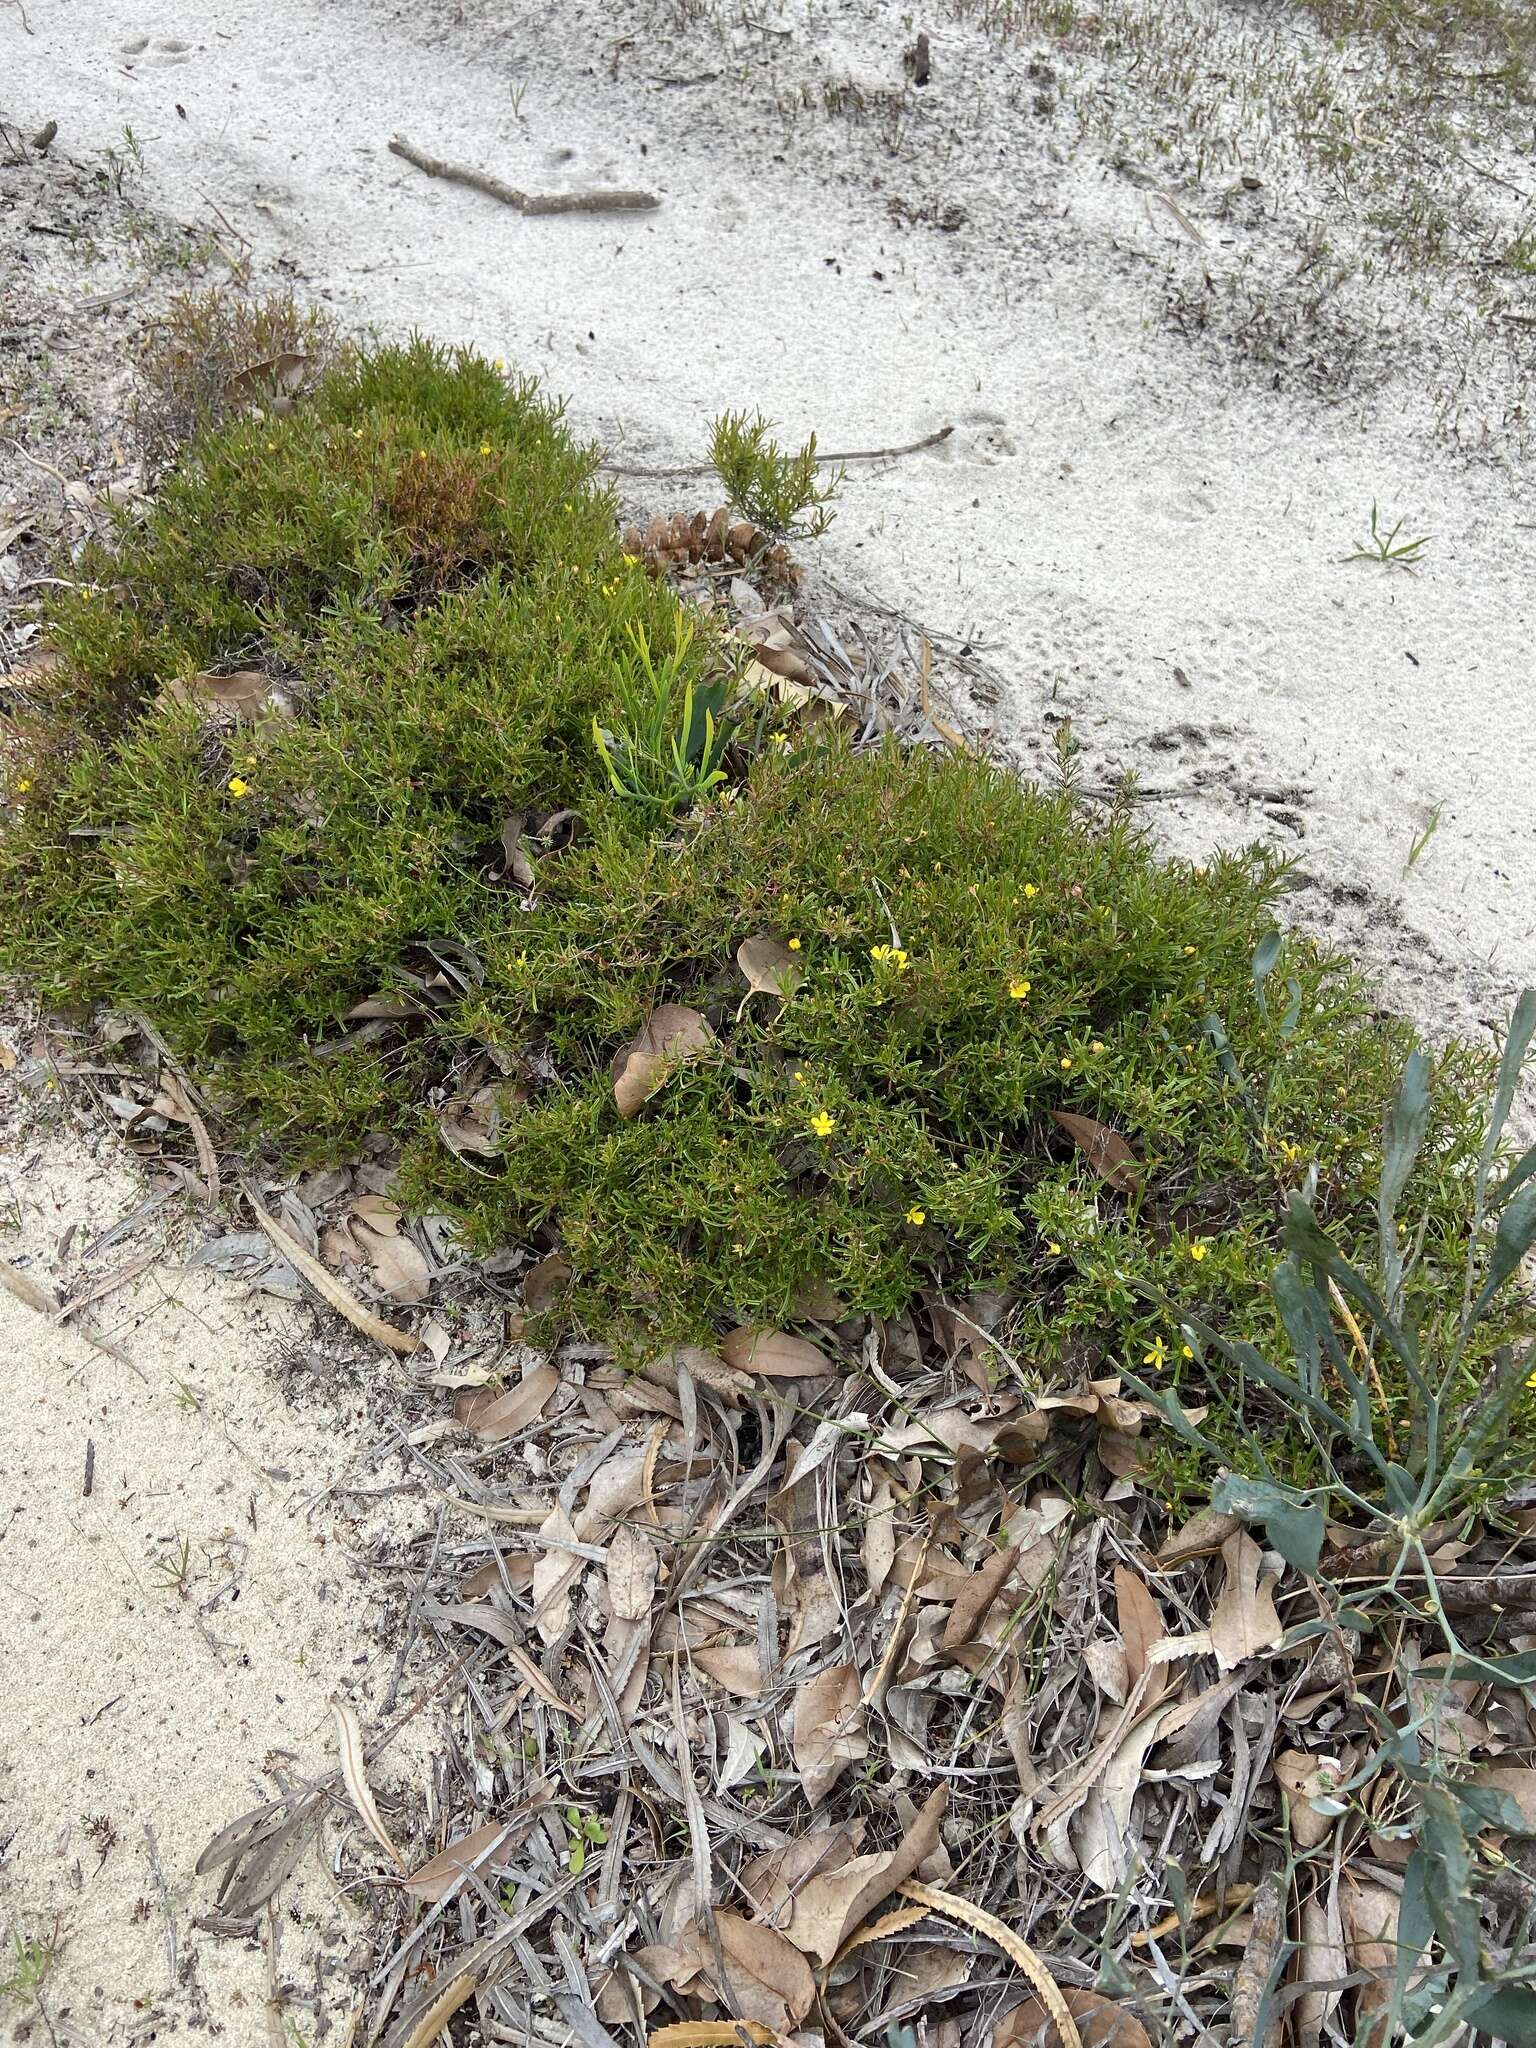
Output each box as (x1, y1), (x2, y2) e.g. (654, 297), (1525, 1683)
(612, 1004), (715, 1118)
(715, 1909), (816, 2028)
(1340, 1878), (1400, 2048)
(402, 1819), (513, 1900)
(736, 936), (805, 1005)
(740, 1822), (866, 1923)
(224, 349), (310, 407)
(347, 1199), (430, 1304)
(1155, 1506), (1244, 1567)
(522, 1251), (573, 1313)
(331, 1696), (405, 1872)
(646, 2027), (777, 2048)
(1275, 1750), (1339, 1848)
(1048, 1111), (1143, 1195)
(1208, 1531), (1284, 1671)
(161, 666), (291, 723)
(1295, 1890), (1346, 2048)
(454, 1364), (559, 1443)
(1113, 1566), (1165, 1688)
(1471, 1764), (1536, 1829)
(607, 1521), (659, 1623)
(437, 1081), (512, 1158)
(0, 1256), (58, 1314)
(942, 1544), (1019, 1653)
(995, 1986), (1149, 2048)
(692, 1645), (765, 1697)
(898, 1882), (1082, 2048)
(792, 1662), (868, 1806)
(250, 1201), (419, 1355)
(720, 1327), (832, 1378)
(863, 1480), (897, 1598)
(784, 1782), (946, 1966)
(531, 1503), (582, 1645)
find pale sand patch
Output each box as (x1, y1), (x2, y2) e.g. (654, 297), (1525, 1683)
(0, 1111), (427, 2044)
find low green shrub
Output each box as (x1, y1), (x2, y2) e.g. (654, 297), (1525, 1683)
(2, 339), (1528, 1486)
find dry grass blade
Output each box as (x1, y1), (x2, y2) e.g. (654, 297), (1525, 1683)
(384, 1968), (480, 2048)
(331, 1697), (406, 1873)
(645, 2027), (777, 2047)
(895, 1880), (1085, 2048)
(0, 1256), (58, 1314)
(248, 1196), (420, 1354)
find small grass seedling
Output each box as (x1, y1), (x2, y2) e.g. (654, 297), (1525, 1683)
(1, 1926), (58, 2002)
(1346, 500), (1432, 568)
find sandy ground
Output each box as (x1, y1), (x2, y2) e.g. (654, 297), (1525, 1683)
(4, 0), (1536, 2036)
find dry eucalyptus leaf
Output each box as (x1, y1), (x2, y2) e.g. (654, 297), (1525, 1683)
(531, 1503), (582, 1645)
(607, 1521), (658, 1623)
(224, 350), (310, 408)
(162, 667), (290, 723)
(713, 1909), (817, 2030)
(646, 2026), (777, 2048)
(720, 1326), (832, 1378)
(1274, 1750), (1339, 1848)
(1340, 1879), (1401, 2047)
(522, 1252), (573, 1313)
(736, 935), (804, 1004)
(402, 1819), (513, 1901)
(1, 1257), (58, 1314)
(1113, 1566), (1166, 1688)
(347, 1200), (430, 1304)
(453, 1363), (559, 1442)
(995, 1987), (1149, 2048)
(437, 1082), (512, 1158)
(1048, 1111), (1143, 1195)
(1155, 1505), (1244, 1567)
(612, 1004), (716, 1118)
(793, 1662), (868, 1806)
(941, 1544), (1019, 1653)
(692, 1645), (765, 1698)
(249, 1203), (419, 1355)
(784, 1782), (946, 1965)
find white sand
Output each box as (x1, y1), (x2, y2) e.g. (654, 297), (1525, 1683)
(4, 0), (1535, 2032)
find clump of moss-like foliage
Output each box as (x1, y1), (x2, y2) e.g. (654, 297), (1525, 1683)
(1, 339), (1525, 1482)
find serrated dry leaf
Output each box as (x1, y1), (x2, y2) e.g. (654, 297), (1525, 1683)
(331, 1696), (405, 1872)
(612, 1004), (715, 1117)
(995, 1986), (1146, 2048)
(736, 935), (804, 1004)
(714, 1909), (816, 2029)
(607, 1521), (658, 1623)
(1049, 1111), (1143, 1195)
(646, 2027), (776, 2048)
(402, 1818), (513, 1900)
(793, 1662), (868, 1806)
(784, 1782), (946, 1965)
(1208, 1530), (1283, 1671)
(453, 1363), (559, 1442)
(897, 1882), (1082, 2048)
(250, 1200), (419, 1354)
(720, 1326), (832, 1378)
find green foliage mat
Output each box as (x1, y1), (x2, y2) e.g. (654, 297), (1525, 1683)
(1, 340), (1523, 1481)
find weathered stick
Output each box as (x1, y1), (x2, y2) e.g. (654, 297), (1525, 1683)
(601, 424), (955, 479)
(387, 135), (659, 214)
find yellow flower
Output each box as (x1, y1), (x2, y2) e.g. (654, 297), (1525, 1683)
(1182, 1344), (1195, 1360)
(1089, 1039), (1105, 1054)
(265, 441), (277, 452)
(352, 428), (363, 439)
(810, 1110), (836, 1138)
(493, 357), (506, 370)
(905, 1205), (926, 1226)
(1189, 1240), (1210, 1262)
(226, 776), (251, 798)
(16, 778), (31, 793)
(1023, 883), (1038, 899)
(1060, 1055), (1074, 1070)
(1009, 978), (1031, 1001)
(787, 938), (802, 952)
(771, 730), (791, 750)
(1527, 1367), (1536, 1390)
(1047, 1240), (1062, 1256)
(1183, 945), (1197, 955)
(870, 945), (909, 970)
(791, 1068), (806, 1085)
(1143, 1338), (1168, 1368)
(479, 442), (492, 455)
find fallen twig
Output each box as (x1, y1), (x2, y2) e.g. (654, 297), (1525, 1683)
(387, 135), (659, 214)
(601, 422), (954, 478)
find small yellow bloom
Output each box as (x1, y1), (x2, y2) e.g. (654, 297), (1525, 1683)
(1183, 945), (1197, 955)
(905, 1205), (926, 1226)
(870, 944), (909, 970)
(1060, 1055), (1074, 1070)
(787, 937), (802, 952)
(1527, 1368), (1536, 1390)
(1143, 1338), (1167, 1369)
(1009, 978), (1031, 1000)
(1090, 1039), (1104, 1054)
(480, 442), (492, 456)
(810, 1110), (836, 1138)
(1182, 1345), (1195, 1360)
(493, 357), (506, 370)
(771, 730), (792, 750)
(16, 777), (31, 793)
(1189, 1240), (1210, 1262)
(1047, 1240), (1062, 1256)
(352, 427), (363, 439)
(1023, 883), (1038, 899)
(265, 441), (277, 452)
(791, 1069), (806, 1085)
(226, 776), (251, 798)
